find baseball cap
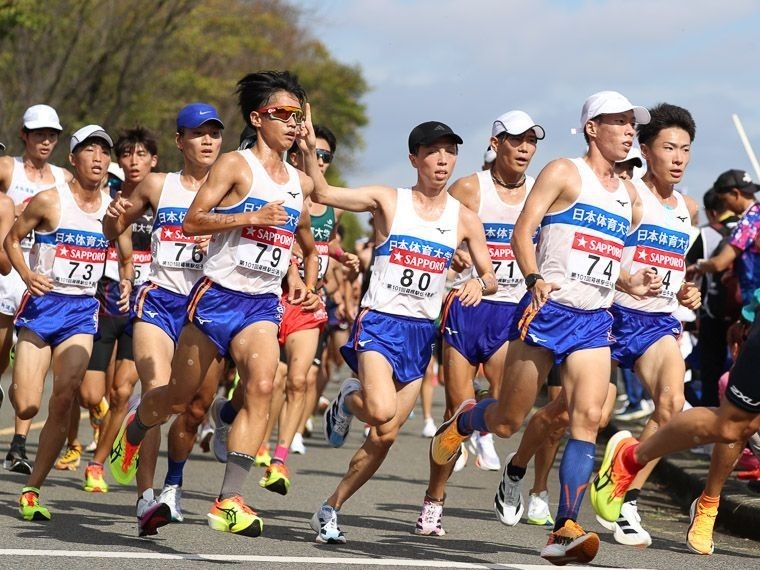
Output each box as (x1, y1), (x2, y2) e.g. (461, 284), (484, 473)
(176, 103), (224, 130)
(0, 141), (5, 152)
(23, 104), (63, 131)
(107, 162), (125, 181)
(579, 91), (650, 130)
(70, 125), (113, 152)
(408, 121), (463, 153)
(713, 169), (760, 194)
(491, 110), (545, 140)
(617, 146), (643, 168)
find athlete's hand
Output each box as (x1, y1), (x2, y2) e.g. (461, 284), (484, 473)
(339, 251), (360, 274)
(23, 271), (54, 296)
(450, 249), (472, 273)
(301, 290), (322, 313)
(530, 280), (561, 311)
(456, 278), (483, 307)
(677, 281), (701, 310)
(106, 191), (132, 219)
(627, 267), (662, 297)
(194, 235), (211, 255)
(296, 103), (316, 154)
(251, 201), (289, 227)
(117, 279), (132, 313)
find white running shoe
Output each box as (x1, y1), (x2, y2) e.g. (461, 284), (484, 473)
(415, 499), (446, 536)
(323, 378), (361, 447)
(291, 432), (307, 455)
(421, 417), (437, 438)
(596, 500), (652, 547)
(475, 433), (501, 471)
(527, 490), (554, 526)
(198, 418), (214, 453)
(310, 503), (346, 544)
(467, 432), (479, 456)
(494, 452), (524, 526)
(158, 484), (184, 523)
(209, 395), (231, 463)
(453, 442), (468, 472)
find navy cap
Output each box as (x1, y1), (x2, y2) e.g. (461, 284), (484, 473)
(176, 103), (224, 130)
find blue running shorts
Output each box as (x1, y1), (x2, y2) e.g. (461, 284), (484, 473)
(341, 309), (437, 383)
(15, 291), (98, 346)
(508, 293), (614, 365)
(610, 304), (682, 369)
(440, 290), (518, 365)
(131, 281), (189, 344)
(186, 277), (283, 357)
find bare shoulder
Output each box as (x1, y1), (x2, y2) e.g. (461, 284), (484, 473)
(0, 155), (14, 186)
(448, 172), (480, 209)
(538, 157), (578, 181)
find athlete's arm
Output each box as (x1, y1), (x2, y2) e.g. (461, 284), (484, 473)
(294, 206), (321, 311)
(183, 152), (288, 236)
(114, 229), (135, 313)
(0, 193), (15, 274)
(103, 173), (164, 240)
(692, 243), (738, 274)
(448, 174), (480, 212)
(616, 183), (662, 297)
(0, 156), (13, 195)
(456, 206), (497, 306)
(4, 189), (58, 295)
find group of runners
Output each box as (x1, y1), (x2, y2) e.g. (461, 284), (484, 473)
(0, 69), (757, 566)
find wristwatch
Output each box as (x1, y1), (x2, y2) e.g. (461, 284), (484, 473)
(524, 273), (544, 290)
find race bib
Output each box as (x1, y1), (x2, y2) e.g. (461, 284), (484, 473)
(567, 231), (623, 290)
(385, 247), (448, 298)
(488, 243), (522, 286)
(52, 242), (107, 288)
(236, 226), (294, 277)
(628, 225), (689, 299)
(155, 225), (204, 270)
(104, 246), (152, 285)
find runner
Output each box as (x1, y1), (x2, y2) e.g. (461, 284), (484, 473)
(5, 125), (133, 521)
(414, 110), (544, 536)
(109, 70), (320, 538)
(430, 91), (657, 565)
(102, 104), (225, 536)
(301, 111), (497, 544)
(0, 104), (71, 474)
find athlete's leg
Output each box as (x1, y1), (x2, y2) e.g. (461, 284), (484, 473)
(92, 358), (139, 465)
(344, 351), (400, 426)
(10, 328), (51, 420)
(531, 385), (564, 494)
(0, 313), (14, 376)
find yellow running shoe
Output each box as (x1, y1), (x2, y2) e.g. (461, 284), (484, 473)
(54, 443), (82, 471)
(109, 410), (140, 485)
(686, 498), (717, 555)
(259, 462), (290, 495)
(19, 486), (51, 521)
(90, 397), (109, 429)
(540, 519), (600, 565)
(254, 443), (271, 467)
(207, 495), (263, 537)
(430, 399), (476, 465)
(83, 463), (109, 493)
(590, 430), (639, 522)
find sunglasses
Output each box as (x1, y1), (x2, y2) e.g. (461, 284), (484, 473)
(316, 149), (333, 163)
(256, 106), (304, 124)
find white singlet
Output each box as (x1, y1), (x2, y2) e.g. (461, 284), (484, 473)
(614, 179), (691, 313)
(30, 184), (110, 296)
(149, 173), (206, 296)
(362, 188), (460, 320)
(452, 170), (535, 303)
(537, 158), (632, 310)
(203, 150), (303, 295)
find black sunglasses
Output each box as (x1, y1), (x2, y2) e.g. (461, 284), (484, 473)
(316, 149), (333, 163)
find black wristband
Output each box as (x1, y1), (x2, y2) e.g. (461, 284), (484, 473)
(524, 273), (543, 290)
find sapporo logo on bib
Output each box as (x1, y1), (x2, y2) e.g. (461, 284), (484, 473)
(154, 207), (203, 270)
(236, 198), (300, 278)
(484, 222), (539, 287)
(51, 228), (109, 287)
(105, 246), (151, 285)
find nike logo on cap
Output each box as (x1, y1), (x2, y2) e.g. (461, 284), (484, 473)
(199, 111), (212, 115)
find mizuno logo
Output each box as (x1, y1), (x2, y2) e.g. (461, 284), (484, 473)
(195, 316), (213, 325)
(444, 327), (458, 335)
(287, 191), (299, 198)
(18, 317), (29, 323)
(144, 310), (158, 319)
(616, 200), (628, 207)
(436, 227), (451, 234)
(528, 332), (547, 343)
(676, 216), (687, 222)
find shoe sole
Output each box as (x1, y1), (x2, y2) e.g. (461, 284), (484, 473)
(414, 527), (446, 536)
(6, 461), (32, 475)
(207, 512), (263, 537)
(475, 457), (500, 471)
(261, 479), (289, 496)
(527, 516), (554, 526)
(590, 430), (632, 522)
(83, 484), (108, 493)
(138, 503), (171, 537)
(541, 531), (600, 565)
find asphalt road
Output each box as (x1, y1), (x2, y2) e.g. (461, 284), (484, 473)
(0, 369), (758, 569)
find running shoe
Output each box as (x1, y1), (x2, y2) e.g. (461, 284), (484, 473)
(254, 443), (271, 467)
(323, 378), (361, 447)
(0, 383), (4, 409)
(541, 519), (600, 565)
(259, 462), (291, 495)
(137, 493), (171, 537)
(527, 490), (554, 526)
(430, 399), (476, 465)
(109, 410), (141, 485)
(596, 500), (652, 547)
(303, 417), (314, 438)
(209, 395), (231, 463)
(19, 486), (51, 521)
(494, 452), (524, 526)
(590, 430), (638, 522)
(89, 396), (109, 429)
(421, 417), (437, 438)
(737, 467), (760, 480)
(475, 432), (500, 471)
(310, 503), (346, 544)
(158, 484), (184, 522)
(207, 495), (263, 537)
(4, 445), (32, 474)
(452, 442), (468, 473)
(615, 400), (654, 421)
(198, 419), (214, 453)
(414, 499), (445, 536)
(290, 432), (306, 455)
(85, 430), (98, 453)
(317, 395), (330, 413)
(54, 443), (82, 471)
(82, 463), (109, 493)
(686, 497), (717, 555)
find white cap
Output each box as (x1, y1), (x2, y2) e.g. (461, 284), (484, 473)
(492, 110), (545, 140)
(580, 91), (650, 130)
(107, 162), (125, 181)
(618, 145), (643, 167)
(484, 146), (497, 164)
(70, 125), (113, 152)
(23, 104), (63, 131)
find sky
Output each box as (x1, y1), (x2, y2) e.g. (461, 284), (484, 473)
(300, 0), (760, 222)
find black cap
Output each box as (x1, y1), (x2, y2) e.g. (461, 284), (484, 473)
(408, 121), (463, 153)
(713, 169), (760, 194)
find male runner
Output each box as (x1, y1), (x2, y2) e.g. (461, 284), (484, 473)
(301, 111), (497, 544)
(5, 125), (133, 520)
